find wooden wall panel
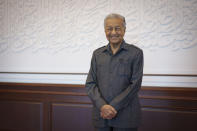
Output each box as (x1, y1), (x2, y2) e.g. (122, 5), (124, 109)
(52, 103), (94, 131)
(140, 108), (197, 131)
(0, 101), (43, 131)
(0, 83), (196, 131)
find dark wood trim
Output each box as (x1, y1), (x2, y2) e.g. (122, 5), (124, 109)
(0, 72), (88, 75)
(1, 72), (197, 76)
(0, 82), (197, 131)
(143, 74), (197, 77)
(0, 82), (196, 90)
(0, 82), (85, 88)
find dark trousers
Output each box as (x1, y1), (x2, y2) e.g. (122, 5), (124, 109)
(95, 127), (138, 131)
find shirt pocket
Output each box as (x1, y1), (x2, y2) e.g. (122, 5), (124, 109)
(118, 59), (130, 76)
(97, 63), (107, 77)
(97, 63), (105, 71)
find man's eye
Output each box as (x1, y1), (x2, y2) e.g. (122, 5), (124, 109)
(115, 27), (121, 31)
(107, 28), (112, 31)
(106, 27), (121, 32)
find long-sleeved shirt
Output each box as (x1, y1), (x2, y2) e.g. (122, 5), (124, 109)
(85, 40), (143, 128)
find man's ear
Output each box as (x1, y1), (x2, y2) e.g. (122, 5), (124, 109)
(124, 27), (126, 33)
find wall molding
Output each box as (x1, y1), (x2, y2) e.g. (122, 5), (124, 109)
(1, 72), (197, 76)
(0, 82), (197, 131)
(1, 73), (197, 87)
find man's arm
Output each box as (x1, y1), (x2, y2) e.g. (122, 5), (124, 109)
(109, 50), (144, 111)
(85, 52), (107, 110)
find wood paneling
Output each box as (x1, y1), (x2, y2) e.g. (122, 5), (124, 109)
(52, 103), (94, 131)
(141, 108), (197, 131)
(0, 82), (197, 131)
(139, 87), (197, 131)
(0, 101), (43, 131)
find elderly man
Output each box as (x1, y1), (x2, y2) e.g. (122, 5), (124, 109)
(85, 13), (143, 131)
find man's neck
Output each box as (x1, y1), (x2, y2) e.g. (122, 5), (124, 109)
(110, 42), (122, 55)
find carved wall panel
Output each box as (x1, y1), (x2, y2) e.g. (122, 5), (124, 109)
(0, 0), (197, 74)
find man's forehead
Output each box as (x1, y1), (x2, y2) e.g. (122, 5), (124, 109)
(106, 17), (123, 22)
(105, 18), (124, 25)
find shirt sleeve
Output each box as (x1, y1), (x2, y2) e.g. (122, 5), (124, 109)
(109, 49), (144, 111)
(85, 52), (107, 110)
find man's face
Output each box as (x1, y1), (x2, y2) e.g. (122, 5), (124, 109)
(105, 18), (125, 45)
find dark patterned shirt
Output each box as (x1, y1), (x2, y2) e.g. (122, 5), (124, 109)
(85, 40), (143, 111)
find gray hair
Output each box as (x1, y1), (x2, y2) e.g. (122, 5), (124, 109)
(104, 13), (126, 28)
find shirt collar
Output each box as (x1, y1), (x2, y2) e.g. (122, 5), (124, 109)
(102, 40), (128, 53)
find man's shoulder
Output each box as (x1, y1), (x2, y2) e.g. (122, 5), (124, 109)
(93, 46), (106, 54)
(125, 42), (143, 54)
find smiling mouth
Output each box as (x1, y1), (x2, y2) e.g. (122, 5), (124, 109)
(110, 36), (119, 39)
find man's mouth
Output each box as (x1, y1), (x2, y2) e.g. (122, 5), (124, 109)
(110, 36), (119, 39)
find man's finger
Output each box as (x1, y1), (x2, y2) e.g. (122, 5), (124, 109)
(109, 106), (117, 114)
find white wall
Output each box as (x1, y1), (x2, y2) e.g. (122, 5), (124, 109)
(0, 0), (197, 87)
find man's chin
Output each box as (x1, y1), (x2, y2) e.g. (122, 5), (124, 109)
(109, 40), (121, 45)
(110, 42), (121, 45)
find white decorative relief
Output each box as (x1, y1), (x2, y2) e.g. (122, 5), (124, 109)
(0, 0), (197, 74)
(1, 0), (197, 53)
(0, 0), (108, 54)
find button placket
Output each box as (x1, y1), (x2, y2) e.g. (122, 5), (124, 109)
(108, 56), (113, 91)
(109, 56), (113, 74)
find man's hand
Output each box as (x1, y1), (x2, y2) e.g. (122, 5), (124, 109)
(100, 105), (117, 119)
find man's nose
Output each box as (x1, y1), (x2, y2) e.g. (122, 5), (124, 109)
(111, 28), (116, 34)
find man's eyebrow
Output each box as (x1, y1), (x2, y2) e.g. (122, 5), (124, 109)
(106, 26), (121, 28)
